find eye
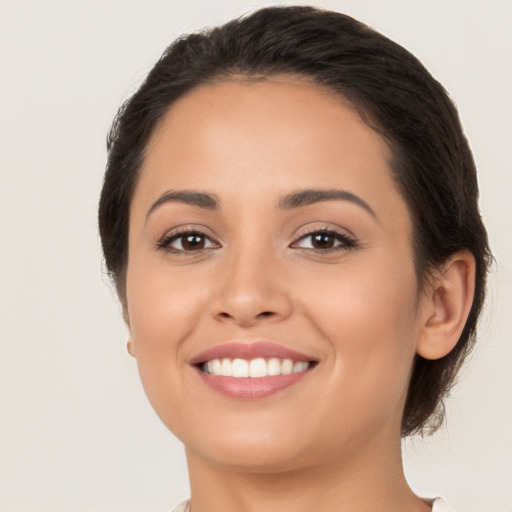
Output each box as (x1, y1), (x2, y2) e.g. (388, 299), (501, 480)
(157, 229), (219, 253)
(292, 229), (356, 252)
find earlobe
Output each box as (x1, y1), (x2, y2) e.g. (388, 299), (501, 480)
(124, 307), (136, 357)
(416, 250), (476, 360)
(127, 339), (136, 358)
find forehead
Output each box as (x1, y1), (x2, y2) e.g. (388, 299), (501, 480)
(147, 77), (384, 168)
(133, 77), (410, 235)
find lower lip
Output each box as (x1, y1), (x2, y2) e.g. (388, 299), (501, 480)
(193, 367), (313, 399)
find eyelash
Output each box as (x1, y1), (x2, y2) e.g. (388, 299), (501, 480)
(156, 227), (357, 255)
(291, 227), (357, 253)
(156, 227), (219, 254)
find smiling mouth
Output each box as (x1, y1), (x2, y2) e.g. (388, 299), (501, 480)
(196, 357), (317, 378)
(190, 341), (319, 398)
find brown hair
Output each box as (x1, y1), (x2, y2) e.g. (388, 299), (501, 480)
(98, 5), (491, 436)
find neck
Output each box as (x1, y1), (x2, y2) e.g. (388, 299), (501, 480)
(185, 435), (430, 512)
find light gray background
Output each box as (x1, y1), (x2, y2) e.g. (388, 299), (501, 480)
(0, 1), (510, 511)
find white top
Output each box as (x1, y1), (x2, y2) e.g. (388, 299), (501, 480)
(171, 497), (456, 512)
(432, 497), (457, 512)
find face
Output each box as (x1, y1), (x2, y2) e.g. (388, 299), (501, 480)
(126, 77), (427, 472)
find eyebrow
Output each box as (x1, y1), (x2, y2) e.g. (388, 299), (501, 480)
(146, 187), (376, 221)
(277, 189), (377, 218)
(146, 189), (219, 221)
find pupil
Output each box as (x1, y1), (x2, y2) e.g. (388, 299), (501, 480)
(183, 234), (204, 250)
(313, 233), (334, 248)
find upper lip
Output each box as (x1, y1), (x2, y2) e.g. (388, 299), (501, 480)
(189, 341), (317, 365)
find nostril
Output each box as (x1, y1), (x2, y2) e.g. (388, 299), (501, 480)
(214, 309), (283, 325)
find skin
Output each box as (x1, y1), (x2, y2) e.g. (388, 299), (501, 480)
(125, 77), (475, 512)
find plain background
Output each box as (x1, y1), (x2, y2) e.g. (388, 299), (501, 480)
(0, 1), (511, 511)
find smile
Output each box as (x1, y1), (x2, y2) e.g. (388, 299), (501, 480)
(190, 341), (318, 399)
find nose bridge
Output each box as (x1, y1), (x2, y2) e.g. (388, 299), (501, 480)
(210, 234), (292, 325)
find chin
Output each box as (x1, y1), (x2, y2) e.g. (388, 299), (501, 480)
(190, 442), (307, 474)
(179, 421), (315, 473)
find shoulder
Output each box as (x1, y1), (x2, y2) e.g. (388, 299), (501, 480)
(431, 497), (458, 512)
(170, 499), (190, 512)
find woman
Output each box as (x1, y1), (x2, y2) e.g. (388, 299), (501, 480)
(98, 6), (491, 512)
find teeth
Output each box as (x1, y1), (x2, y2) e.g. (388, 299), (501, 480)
(232, 358), (249, 377)
(221, 358), (232, 377)
(212, 359), (222, 375)
(201, 357), (311, 377)
(249, 357), (267, 377)
(267, 357), (281, 376)
(281, 359), (293, 374)
(293, 361), (309, 373)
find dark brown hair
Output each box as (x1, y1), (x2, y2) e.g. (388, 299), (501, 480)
(98, 5), (491, 436)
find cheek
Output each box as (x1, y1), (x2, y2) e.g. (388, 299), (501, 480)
(124, 257), (212, 415)
(302, 250), (419, 341)
(126, 258), (208, 354)
(300, 252), (420, 408)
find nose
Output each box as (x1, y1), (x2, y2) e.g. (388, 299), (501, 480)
(209, 246), (293, 328)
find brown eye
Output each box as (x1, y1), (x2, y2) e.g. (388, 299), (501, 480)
(292, 229), (356, 252)
(158, 230), (218, 253)
(311, 233), (336, 249)
(181, 233), (206, 250)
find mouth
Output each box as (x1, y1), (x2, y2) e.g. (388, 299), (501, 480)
(190, 342), (319, 399)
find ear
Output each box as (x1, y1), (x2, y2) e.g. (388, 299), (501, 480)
(127, 339), (136, 358)
(416, 250), (476, 360)
(123, 307), (136, 358)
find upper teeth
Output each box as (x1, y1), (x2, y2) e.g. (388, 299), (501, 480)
(201, 358), (310, 378)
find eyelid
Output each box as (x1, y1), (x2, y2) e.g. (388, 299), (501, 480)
(290, 225), (357, 251)
(156, 224), (221, 253)
(293, 223), (355, 239)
